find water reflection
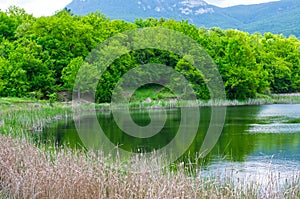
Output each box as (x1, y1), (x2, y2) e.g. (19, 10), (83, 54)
(39, 104), (300, 172)
(201, 157), (300, 188)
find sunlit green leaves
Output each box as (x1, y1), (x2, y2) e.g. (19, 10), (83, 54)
(0, 8), (300, 101)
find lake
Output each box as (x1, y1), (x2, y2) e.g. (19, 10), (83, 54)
(40, 104), (300, 183)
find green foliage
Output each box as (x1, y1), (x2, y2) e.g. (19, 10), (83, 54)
(175, 57), (209, 99)
(0, 7), (299, 102)
(0, 6), (32, 42)
(0, 56), (28, 97)
(47, 93), (58, 105)
(29, 90), (43, 101)
(0, 12), (18, 41)
(61, 57), (83, 91)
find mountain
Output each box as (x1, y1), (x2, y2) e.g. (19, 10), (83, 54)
(66, 0), (300, 37)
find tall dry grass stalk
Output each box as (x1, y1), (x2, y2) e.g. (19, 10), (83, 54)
(0, 135), (299, 199)
(1, 101), (299, 198)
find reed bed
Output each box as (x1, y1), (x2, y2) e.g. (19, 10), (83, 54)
(70, 94), (300, 113)
(0, 99), (300, 198)
(96, 96), (300, 110)
(271, 93), (300, 104)
(0, 102), (71, 139)
(0, 134), (299, 199)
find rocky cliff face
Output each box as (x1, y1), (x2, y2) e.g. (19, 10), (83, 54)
(66, 0), (300, 37)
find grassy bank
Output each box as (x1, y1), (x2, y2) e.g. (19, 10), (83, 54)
(271, 93), (300, 104)
(0, 97), (300, 198)
(89, 94), (300, 111)
(128, 85), (300, 107)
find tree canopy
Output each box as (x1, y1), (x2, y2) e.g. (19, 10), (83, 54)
(0, 7), (299, 101)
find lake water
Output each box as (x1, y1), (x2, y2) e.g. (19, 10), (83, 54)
(40, 104), (300, 183)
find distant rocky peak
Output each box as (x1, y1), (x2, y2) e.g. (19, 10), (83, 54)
(180, 0), (208, 8)
(136, 0), (214, 15)
(66, 0), (300, 38)
(179, 0), (214, 15)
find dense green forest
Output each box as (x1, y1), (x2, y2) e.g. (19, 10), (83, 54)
(0, 7), (300, 102)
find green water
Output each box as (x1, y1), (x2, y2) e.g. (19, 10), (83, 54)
(40, 104), (300, 175)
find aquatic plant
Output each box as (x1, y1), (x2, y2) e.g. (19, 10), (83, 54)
(0, 135), (299, 198)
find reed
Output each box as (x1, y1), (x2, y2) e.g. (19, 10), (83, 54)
(111, 95), (300, 110)
(0, 97), (299, 198)
(62, 93), (300, 113)
(271, 93), (300, 104)
(0, 135), (299, 199)
(0, 101), (72, 139)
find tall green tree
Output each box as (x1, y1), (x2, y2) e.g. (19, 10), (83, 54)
(7, 38), (55, 96)
(0, 56), (28, 97)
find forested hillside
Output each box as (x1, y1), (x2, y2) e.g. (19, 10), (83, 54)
(0, 7), (300, 102)
(66, 0), (300, 38)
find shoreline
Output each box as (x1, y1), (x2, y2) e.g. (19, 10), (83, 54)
(1, 93), (300, 108)
(72, 95), (300, 112)
(0, 97), (299, 198)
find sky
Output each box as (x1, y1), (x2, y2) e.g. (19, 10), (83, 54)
(0, 0), (279, 17)
(0, 0), (72, 17)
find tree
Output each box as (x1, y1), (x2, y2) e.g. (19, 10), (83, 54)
(219, 30), (268, 99)
(261, 33), (296, 93)
(26, 11), (96, 86)
(62, 57), (99, 100)
(0, 6), (32, 42)
(1, 10), (300, 100)
(62, 57), (84, 91)
(7, 39), (55, 96)
(0, 12), (18, 41)
(175, 56), (209, 99)
(0, 56), (28, 97)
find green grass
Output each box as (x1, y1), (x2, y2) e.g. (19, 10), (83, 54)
(118, 85), (300, 108)
(0, 99), (72, 139)
(0, 97), (36, 104)
(129, 84), (176, 102)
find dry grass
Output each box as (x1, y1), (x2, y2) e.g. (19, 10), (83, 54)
(0, 135), (299, 199)
(0, 100), (299, 198)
